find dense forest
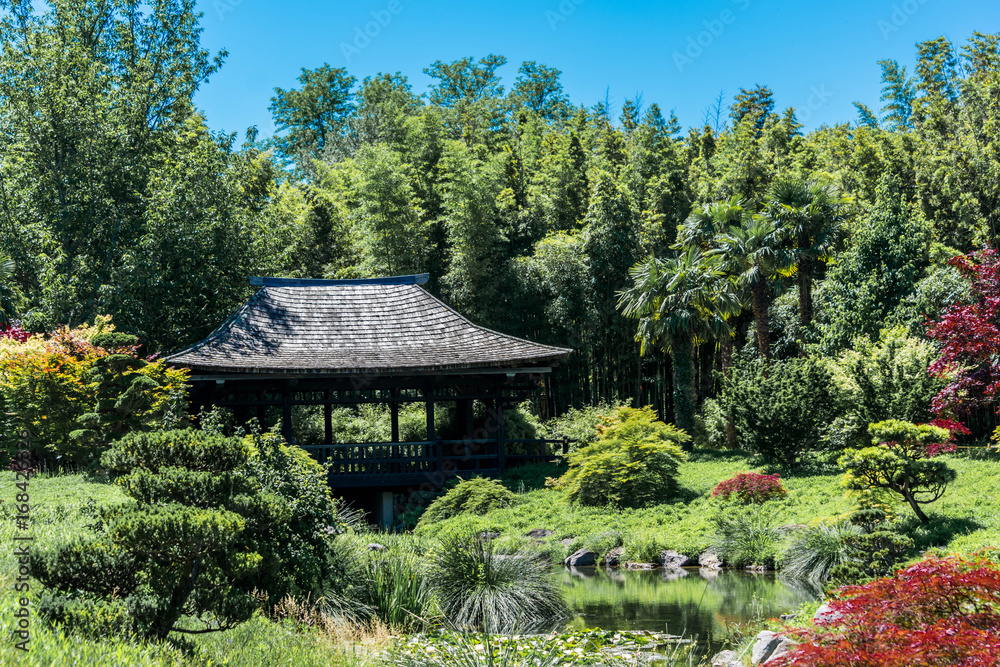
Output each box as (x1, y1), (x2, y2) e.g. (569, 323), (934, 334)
(1, 1), (997, 423)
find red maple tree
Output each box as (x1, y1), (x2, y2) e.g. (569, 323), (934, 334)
(773, 553), (1000, 667)
(926, 247), (1000, 418)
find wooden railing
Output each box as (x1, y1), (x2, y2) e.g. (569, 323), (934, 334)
(299, 437), (570, 488)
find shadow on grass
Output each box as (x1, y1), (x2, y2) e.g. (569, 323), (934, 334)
(686, 448), (753, 463)
(899, 515), (985, 552)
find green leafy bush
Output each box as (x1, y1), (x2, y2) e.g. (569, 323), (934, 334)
(693, 397), (728, 449)
(419, 477), (516, 526)
(826, 327), (948, 450)
(427, 532), (568, 633)
(539, 400), (630, 450)
(554, 406), (688, 507)
(0, 320), (188, 465)
(720, 356), (838, 466)
(32, 428), (342, 639)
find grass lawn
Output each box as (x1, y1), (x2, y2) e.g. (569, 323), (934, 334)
(416, 451), (1000, 562)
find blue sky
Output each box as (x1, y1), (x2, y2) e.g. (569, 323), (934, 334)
(192, 0), (999, 138)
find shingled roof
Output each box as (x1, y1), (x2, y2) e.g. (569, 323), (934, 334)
(165, 275), (572, 375)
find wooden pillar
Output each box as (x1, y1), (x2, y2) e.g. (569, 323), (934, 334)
(282, 383), (293, 443)
(257, 389), (267, 427)
(324, 389), (333, 445)
(425, 384), (436, 441)
(496, 387), (506, 473)
(391, 389), (400, 443)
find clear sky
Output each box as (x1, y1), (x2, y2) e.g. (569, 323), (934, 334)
(192, 0), (999, 137)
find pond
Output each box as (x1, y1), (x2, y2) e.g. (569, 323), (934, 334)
(559, 566), (819, 647)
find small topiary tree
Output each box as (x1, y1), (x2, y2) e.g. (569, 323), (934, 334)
(711, 472), (787, 504)
(419, 477), (515, 526)
(839, 420), (957, 524)
(32, 428), (342, 639)
(554, 406), (688, 508)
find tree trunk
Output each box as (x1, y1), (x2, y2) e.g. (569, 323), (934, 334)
(903, 491), (930, 524)
(798, 256), (814, 330)
(669, 331), (697, 444)
(751, 282), (772, 363)
(720, 335), (738, 449)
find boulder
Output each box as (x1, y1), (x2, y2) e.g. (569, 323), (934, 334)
(659, 549), (695, 568)
(367, 543), (387, 552)
(525, 528), (554, 539)
(605, 546), (626, 567)
(699, 549), (723, 569)
(564, 548), (597, 567)
(711, 650), (742, 667)
(560, 537), (576, 548)
(813, 602), (843, 625)
(751, 631), (796, 665)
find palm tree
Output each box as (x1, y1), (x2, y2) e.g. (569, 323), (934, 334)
(618, 247), (739, 437)
(765, 177), (849, 328)
(676, 196), (744, 249)
(713, 216), (793, 363)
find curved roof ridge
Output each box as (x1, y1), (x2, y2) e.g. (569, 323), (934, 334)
(164, 281), (572, 375)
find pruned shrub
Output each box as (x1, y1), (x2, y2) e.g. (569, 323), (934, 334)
(711, 472), (787, 504)
(419, 477), (515, 526)
(553, 406), (688, 508)
(839, 420), (956, 524)
(32, 428), (342, 639)
(775, 553), (1000, 666)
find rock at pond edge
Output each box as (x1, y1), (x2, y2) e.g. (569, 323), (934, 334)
(565, 548), (597, 567)
(659, 549), (695, 567)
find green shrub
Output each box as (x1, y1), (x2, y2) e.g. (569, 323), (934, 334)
(539, 400), (630, 449)
(693, 398), (728, 449)
(720, 355), (838, 466)
(826, 327), (948, 450)
(427, 532), (568, 633)
(32, 428), (342, 639)
(554, 406), (687, 507)
(419, 477), (516, 526)
(712, 505), (782, 568)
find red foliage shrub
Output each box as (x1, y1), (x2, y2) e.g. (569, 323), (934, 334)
(0, 322), (29, 343)
(772, 553), (1000, 667)
(711, 472), (787, 504)
(926, 247), (1000, 418)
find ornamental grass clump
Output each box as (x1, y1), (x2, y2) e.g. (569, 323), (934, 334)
(712, 505), (782, 569)
(427, 532), (569, 633)
(711, 472), (787, 504)
(779, 520), (862, 584)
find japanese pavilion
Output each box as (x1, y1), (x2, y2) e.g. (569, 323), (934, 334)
(165, 274), (572, 524)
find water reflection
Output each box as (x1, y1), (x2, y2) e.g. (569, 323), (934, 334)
(559, 566), (818, 645)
